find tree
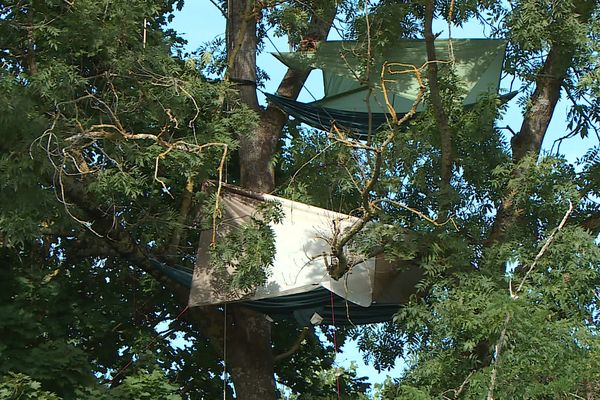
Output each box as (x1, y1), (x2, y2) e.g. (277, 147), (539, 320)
(0, 0), (599, 399)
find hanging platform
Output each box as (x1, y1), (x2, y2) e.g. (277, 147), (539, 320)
(186, 183), (422, 325)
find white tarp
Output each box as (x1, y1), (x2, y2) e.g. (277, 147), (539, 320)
(188, 184), (376, 308)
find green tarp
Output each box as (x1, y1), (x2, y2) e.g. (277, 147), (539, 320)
(270, 39), (509, 136)
(273, 39), (507, 114)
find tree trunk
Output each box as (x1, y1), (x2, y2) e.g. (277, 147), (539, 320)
(226, 307), (276, 400)
(224, 1), (278, 398)
(223, 1), (336, 397)
(424, 0), (453, 198)
(487, 0), (595, 246)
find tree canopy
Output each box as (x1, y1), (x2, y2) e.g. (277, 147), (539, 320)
(0, 0), (599, 399)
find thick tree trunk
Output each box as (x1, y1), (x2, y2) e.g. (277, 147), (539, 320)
(487, 0), (595, 246)
(224, 1), (278, 398)
(224, 1), (337, 397)
(236, 1), (336, 192)
(226, 307), (276, 400)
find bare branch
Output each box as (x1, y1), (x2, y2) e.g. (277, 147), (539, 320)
(486, 314), (510, 400)
(326, 61), (427, 280)
(487, 201), (574, 400)
(274, 327), (309, 363)
(515, 200), (574, 294)
(167, 177), (196, 259)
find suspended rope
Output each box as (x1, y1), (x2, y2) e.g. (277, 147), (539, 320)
(329, 288), (342, 400)
(223, 303), (228, 400)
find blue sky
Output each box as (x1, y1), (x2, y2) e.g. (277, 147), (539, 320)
(167, 0), (597, 388)
(169, 1), (596, 164)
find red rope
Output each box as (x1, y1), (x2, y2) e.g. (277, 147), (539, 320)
(329, 290), (342, 400)
(109, 305), (190, 386)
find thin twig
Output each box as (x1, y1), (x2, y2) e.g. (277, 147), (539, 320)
(486, 201), (574, 400)
(447, 0), (456, 64)
(273, 327), (309, 363)
(486, 314), (510, 400)
(515, 200), (574, 294)
(373, 198), (459, 231)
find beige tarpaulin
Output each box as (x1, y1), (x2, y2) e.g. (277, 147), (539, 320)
(189, 184), (420, 309)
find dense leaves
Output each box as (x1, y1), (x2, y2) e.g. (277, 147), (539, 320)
(0, 0), (598, 399)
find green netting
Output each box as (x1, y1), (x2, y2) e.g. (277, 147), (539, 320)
(273, 39), (507, 114)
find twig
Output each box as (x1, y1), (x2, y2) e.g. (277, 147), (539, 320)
(167, 177), (195, 258)
(286, 142), (335, 190)
(486, 200), (574, 400)
(373, 198), (459, 231)
(447, 0), (456, 64)
(454, 370), (473, 399)
(486, 314), (510, 400)
(515, 200), (573, 294)
(212, 145), (229, 245)
(441, 370), (474, 399)
(143, 17), (147, 49)
(209, 0), (227, 19)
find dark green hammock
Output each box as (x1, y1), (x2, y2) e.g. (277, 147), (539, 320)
(149, 257), (400, 326)
(266, 91), (516, 138)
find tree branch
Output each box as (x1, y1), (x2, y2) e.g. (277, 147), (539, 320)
(424, 0), (453, 199)
(167, 177), (195, 259)
(488, 0), (595, 245)
(487, 201), (573, 400)
(327, 62), (427, 280)
(580, 213), (600, 237)
(274, 327), (309, 363)
(58, 174), (227, 352)
(238, 1), (338, 192)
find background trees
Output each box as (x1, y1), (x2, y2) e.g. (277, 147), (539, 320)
(0, 0), (598, 399)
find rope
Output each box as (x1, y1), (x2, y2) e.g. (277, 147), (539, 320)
(223, 303), (228, 400)
(109, 305), (189, 386)
(329, 289), (342, 400)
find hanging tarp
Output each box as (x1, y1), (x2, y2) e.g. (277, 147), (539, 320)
(188, 183), (421, 325)
(270, 39), (509, 135)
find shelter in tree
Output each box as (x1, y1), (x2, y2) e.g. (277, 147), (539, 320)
(267, 39), (509, 137)
(188, 183), (421, 325)
(184, 39), (510, 325)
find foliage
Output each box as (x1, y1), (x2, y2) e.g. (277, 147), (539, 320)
(210, 200), (284, 290)
(0, 0), (246, 398)
(0, 0), (599, 399)
(0, 373), (61, 400)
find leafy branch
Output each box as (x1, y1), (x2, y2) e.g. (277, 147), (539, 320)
(326, 60), (429, 279)
(486, 200), (574, 400)
(31, 85), (231, 246)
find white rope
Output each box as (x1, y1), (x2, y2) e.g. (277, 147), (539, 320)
(223, 303), (227, 400)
